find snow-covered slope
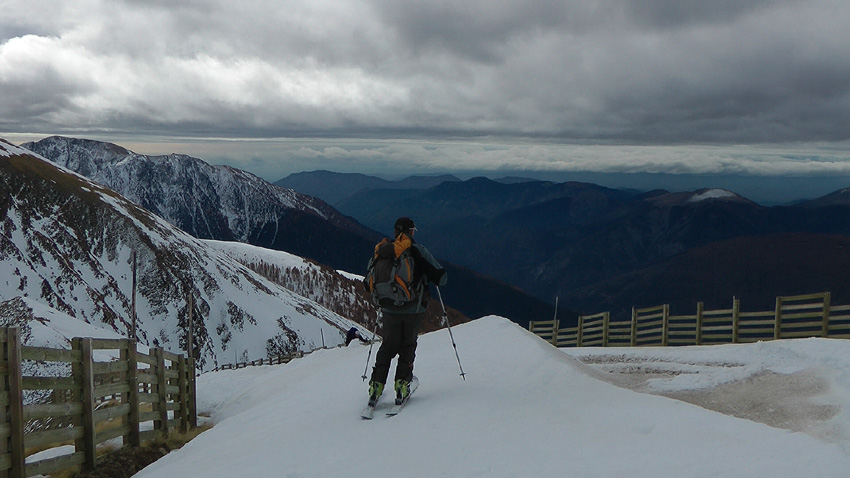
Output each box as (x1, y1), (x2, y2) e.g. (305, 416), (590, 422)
(21, 136), (379, 273)
(203, 238), (473, 336)
(22, 136), (330, 229)
(564, 338), (850, 449)
(0, 139), (359, 370)
(136, 317), (850, 477)
(687, 188), (741, 202)
(0, 296), (124, 350)
(203, 239), (375, 327)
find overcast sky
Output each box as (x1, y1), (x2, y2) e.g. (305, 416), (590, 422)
(1, 0), (849, 185)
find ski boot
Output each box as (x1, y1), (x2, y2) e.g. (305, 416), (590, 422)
(368, 381), (384, 407)
(394, 379), (411, 405)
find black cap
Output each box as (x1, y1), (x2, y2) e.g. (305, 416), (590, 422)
(394, 217), (416, 235)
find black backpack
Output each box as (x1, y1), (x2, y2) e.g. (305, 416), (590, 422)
(364, 236), (422, 308)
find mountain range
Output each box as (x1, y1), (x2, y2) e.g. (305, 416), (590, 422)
(22, 137), (560, 327)
(21, 135), (850, 331)
(22, 136), (380, 275)
(0, 139), (362, 370)
(280, 170), (850, 322)
(275, 170), (461, 206)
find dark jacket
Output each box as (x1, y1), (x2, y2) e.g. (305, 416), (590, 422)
(345, 327), (368, 345)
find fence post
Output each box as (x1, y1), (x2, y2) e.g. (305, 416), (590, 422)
(178, 356), (188, 434)
(823, 292), (831, 338)
(73, 338), (96, 471)
(661, 304), (670, 347)
(552, 298), (559, 347)
(6, 328), (24, 478)
(125, 340), (141, 447)
(577, 316), (584, 347)
(602, 312), (610, 347)
(0, 328), (10, 478)
(774, 296), (783, 340)
(154, 348), (169, 436)
(732, 298), (740, 344)
(630, 307), (637, 346)
(551, 320), (559, 346)
(188, 356), (197, 429)
(186, 293), (194, 367)
(131, 251), (137, 340)
(695, 302), (704, 345)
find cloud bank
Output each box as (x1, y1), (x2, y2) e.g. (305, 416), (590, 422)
(3, 1), (850, 141)
(2, 0), (849, 179)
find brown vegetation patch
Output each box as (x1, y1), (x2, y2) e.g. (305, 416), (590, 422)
(50, 424), (212, 478)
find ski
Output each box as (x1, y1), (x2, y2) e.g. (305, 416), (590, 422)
(361, 404), (376, 420)
(386, 376), (419, 417)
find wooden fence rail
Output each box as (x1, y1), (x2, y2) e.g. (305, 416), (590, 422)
(530, 292), (850, 348)
(211, 352), (303, 372)
(0, 327), (196, 478)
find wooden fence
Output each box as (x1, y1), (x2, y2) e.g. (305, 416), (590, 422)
(530, 292), (850, 348)
(0, 327), (196, 478)
(211, 351), (303, 372)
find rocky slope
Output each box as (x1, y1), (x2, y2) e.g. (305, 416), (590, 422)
(22, 136), (380, 274)
(0, 139), (360, 370)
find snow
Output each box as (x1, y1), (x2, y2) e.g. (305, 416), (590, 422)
(203, 239), (315, 272)
(204, 238), (365, 282)
(23, 297), (123, 342)
(562, 338), (850, 450)
(0, 139), (28, 157)
(134, 317), (850, 477)
(1, 143), (364, 369)
(336, 269), (364, 281)
(688, 188), (738, 202)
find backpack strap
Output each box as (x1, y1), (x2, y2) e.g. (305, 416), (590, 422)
(393, 234), (412, 257)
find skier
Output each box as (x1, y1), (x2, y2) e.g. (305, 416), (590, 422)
(345, 327), (369, 346)
(367, 217), (446, 407)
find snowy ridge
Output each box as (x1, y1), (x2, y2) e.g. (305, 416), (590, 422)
(688, 188), (749, 202)
(20, 136), (367, 244)
(203, 239), (376, 331)
(136, 317), (850, 477)
(0, 141), (360, 371)
(203, 239), (321, 276)
(0, 138), (29, 158)
(687, 188), (741, 202)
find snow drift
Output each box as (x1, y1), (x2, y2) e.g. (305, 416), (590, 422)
(136, 317), (850, 477)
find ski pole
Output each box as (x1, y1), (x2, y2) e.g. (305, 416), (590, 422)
(436, 286), (466, 380)
(361, 309), (381, 381)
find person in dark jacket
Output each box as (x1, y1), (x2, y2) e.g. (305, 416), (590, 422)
(367, 217), (446, 406)
(345, 327), (369, 346)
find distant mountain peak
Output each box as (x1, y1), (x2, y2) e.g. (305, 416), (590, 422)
(687, 188), (741, 203)
(275, 170), (461, 206)
(800, 186), (850, 207)
(644, 188), (752, 207)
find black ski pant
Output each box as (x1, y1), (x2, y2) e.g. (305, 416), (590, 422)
(370, 311), (424, 385)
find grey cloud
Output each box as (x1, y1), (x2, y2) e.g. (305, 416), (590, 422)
(370, 0), (576, 63)
(621, 0), (785, 29)
(139, 138), (850, 180)
(1, 0), (849, 152)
